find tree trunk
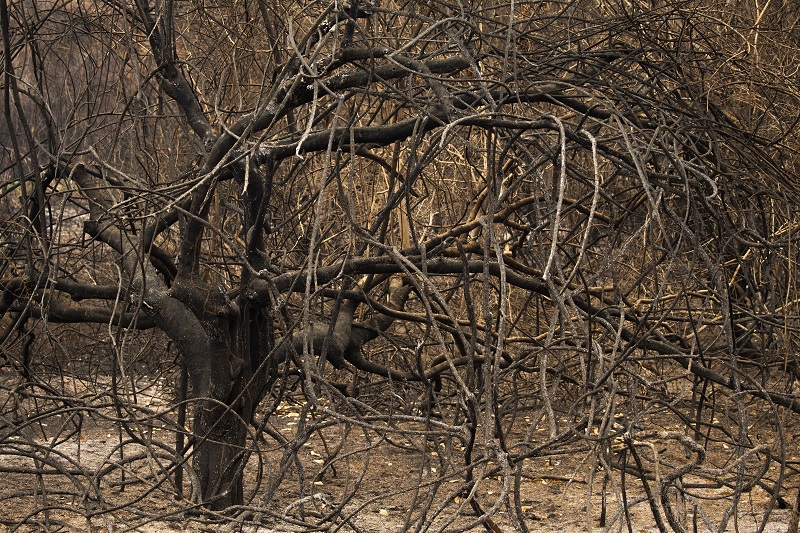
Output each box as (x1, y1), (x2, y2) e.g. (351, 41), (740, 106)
(172, 292), (276, 509)
(192, 397), (248, 510)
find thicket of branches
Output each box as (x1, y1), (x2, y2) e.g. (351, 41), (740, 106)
(3, 0), (800, 530)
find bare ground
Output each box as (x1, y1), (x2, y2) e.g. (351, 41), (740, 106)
(0, 369), (797, 532)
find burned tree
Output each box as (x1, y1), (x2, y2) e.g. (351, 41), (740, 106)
(2, 0), (800, 529)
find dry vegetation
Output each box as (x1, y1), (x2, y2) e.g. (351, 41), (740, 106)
(3, 0), (800, 531)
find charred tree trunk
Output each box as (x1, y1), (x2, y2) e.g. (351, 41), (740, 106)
(192, 382), (248, 509)
(184, 160), (277, 509)
(167, 282), (277, 509)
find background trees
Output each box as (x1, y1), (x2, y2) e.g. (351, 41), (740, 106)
(2, 0), (800, 530)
